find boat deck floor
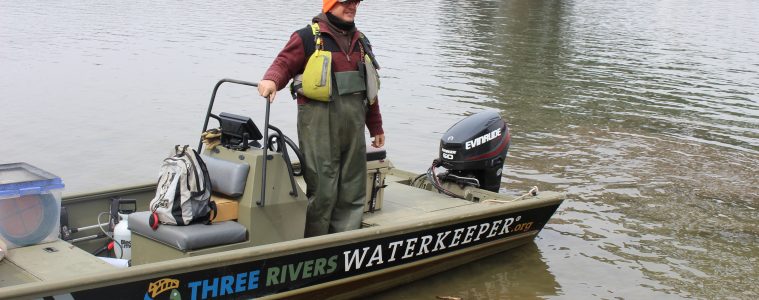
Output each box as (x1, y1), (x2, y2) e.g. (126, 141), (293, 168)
(362, 179), (475, 227)
(293, 170), (479, 229)
(1, 240), (116, 288)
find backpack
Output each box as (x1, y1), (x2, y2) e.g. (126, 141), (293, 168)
(149, 145), (215, 226)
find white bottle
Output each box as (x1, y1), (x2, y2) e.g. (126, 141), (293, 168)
(113, 213), (132, 260)
(0, 239), (6, 262)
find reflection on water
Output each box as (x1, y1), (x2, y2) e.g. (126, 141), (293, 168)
(372, 243), (559, 299)
(2, 0), (758, 298)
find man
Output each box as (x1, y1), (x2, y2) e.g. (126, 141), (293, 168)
(258, 0), (385, 237)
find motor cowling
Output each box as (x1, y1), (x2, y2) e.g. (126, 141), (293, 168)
(439, 111), (510, 192)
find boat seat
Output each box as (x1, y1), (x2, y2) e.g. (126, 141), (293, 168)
(202, 154), (249, 197)
(128, 211), (247, 251)
(366, 146), (386, 161)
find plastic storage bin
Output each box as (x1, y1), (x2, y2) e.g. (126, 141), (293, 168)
(0, 163), (64, 249)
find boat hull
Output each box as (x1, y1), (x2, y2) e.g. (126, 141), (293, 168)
(2, 193), (561, 300)
(275, 231), (537, 299)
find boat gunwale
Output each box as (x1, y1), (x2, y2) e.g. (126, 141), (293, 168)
(61, 181), (156, 205)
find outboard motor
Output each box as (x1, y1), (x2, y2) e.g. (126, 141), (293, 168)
(437, 111), (510, 192)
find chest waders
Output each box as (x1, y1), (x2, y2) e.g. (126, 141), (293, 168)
(295, 22), (376, 237)
(298, 88), (367, 237)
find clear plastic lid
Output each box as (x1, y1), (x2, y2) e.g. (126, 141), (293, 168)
(0, 163), (64, 197)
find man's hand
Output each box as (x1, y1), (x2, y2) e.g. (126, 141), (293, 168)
(258, 80), (277, 103)
(371, 134), (385, 148)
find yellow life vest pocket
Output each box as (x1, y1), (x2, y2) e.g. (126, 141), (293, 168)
(302, 49), (332, 102)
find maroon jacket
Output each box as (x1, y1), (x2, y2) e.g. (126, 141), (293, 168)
(263, 19), (384, 137)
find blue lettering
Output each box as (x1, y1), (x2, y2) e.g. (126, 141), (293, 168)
(201, 278), (219, 299)
(187, 270), (262, 299)
(187, 281), (202, 300)
(248, 270), (260, 290)
(235, 272), (248, 293)
(220, 275), (234, 296)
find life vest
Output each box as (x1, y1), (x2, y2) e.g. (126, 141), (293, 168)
(291, 22), (380, 104)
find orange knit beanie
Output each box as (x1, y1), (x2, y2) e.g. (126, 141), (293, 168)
(323, 0), (338, 13)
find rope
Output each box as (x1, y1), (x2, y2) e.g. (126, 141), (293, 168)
(482, 186), (539, 204)
(201, 128), (221, 150)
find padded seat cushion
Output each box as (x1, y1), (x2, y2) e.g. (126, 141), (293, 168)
(201, 155), (249, 197)
(128, 211), (247, 251)
(366, 145), (386, 161)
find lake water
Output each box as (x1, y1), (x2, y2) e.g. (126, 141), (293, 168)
(2, 0), (758, 299)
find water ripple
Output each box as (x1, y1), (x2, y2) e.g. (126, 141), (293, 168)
(2, 0), (759, 299)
